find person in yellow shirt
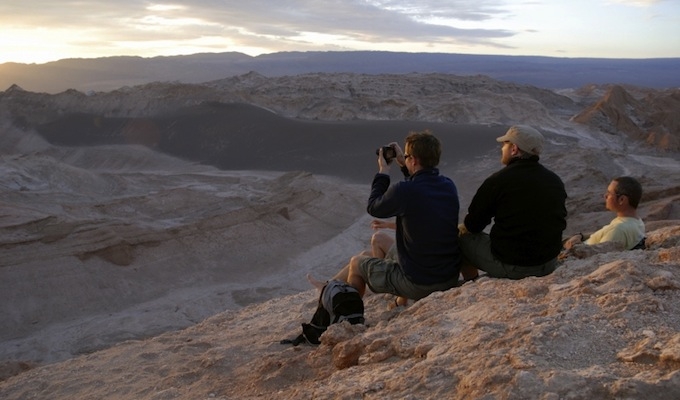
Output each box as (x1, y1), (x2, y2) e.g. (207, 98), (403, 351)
(564, 176), (645, 253)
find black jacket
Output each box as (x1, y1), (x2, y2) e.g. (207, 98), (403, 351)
(464, 157), (567, 266)
(367, 168), (461, 285)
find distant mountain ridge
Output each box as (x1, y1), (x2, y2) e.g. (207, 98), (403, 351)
(1, 51), (679, 93)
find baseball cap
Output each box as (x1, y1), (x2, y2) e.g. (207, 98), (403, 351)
(496, 125), (544, 155)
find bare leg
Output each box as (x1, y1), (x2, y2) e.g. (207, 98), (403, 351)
(308, 247), (373, 292)
(371, 231), (394, 259)
(306, 274), (327, 291)
(347, 254), (370, 297)
(331, 263), (350, 283)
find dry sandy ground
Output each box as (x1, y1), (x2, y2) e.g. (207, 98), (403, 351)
(1, 117), (679, 399)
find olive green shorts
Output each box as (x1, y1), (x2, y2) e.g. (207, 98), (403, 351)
(357, 257), (459, 301)
(458, 232), (557, 279)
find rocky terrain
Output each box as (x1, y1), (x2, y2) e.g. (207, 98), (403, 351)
(571, 84), (680, 151)
(2, 51), (678, 93)
(0, 72), (679, 399)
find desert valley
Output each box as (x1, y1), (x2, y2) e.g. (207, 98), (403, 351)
(1, 53), (680, 399)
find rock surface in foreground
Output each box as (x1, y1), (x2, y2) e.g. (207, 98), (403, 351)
(1, 227), (679, 399)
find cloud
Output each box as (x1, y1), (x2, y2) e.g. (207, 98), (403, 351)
(606, 0), (663, 6)
(366, 0), (509, 21)
(0, 0), (518, 56)
(6, 0), (674, 62)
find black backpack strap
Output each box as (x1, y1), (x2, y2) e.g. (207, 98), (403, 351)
(280, 333), (307, 346)
(301, 323), (325, 345)
(631, 237), (646, 250)
(282, 280), (364, 346)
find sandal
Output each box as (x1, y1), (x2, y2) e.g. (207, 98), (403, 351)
(388, 296), (408, 310)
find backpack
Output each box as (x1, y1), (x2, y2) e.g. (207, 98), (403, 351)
(282, 280), (364, 346)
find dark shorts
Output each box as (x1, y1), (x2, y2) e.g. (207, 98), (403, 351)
(459, 232), (557, 279)
(357, 257), (459, 301)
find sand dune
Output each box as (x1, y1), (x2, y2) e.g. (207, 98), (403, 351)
(33, 102), (504, 183)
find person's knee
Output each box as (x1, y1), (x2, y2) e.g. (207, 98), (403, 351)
(349, 255), (366, 271)
(371, 232), (385, 252)
(370, 231), (381, 246)
(371, 231), (388, 247)
(371, 231), (392, 256)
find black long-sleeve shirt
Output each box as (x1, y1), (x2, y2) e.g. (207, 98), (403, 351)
(464, 157), (567, 266)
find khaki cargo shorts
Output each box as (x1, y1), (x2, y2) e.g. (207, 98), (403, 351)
(357, 257), (458, 301)
(458, 232), (556, 279)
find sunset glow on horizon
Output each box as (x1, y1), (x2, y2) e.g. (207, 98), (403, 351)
(1, 0), (678, 64)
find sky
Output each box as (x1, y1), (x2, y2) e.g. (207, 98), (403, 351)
(1, 0), (679, 64)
